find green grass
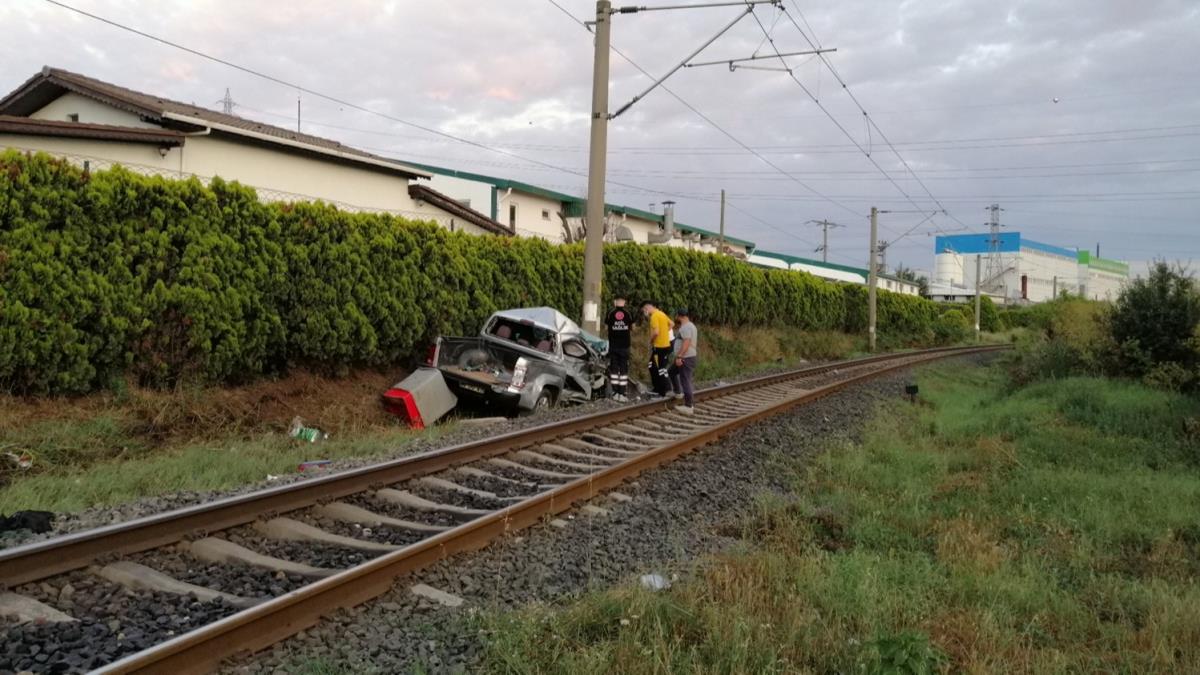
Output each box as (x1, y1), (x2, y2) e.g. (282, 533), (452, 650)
(482, 362), (1200, 674)
(0, 424), (452, 514)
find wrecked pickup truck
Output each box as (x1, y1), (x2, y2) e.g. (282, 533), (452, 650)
(432, 307), (610, 413)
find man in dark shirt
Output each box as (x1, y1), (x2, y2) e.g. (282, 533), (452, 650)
(603, 295), (633, 401)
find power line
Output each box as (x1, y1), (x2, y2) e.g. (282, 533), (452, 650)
(684, 189), (1200, 200)
(724, 199), (860, 265)
(1002, 207), (1196, 224)
(233, 100), (1200, 156)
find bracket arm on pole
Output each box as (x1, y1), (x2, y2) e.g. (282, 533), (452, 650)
(610, 5), (755, 119)
(687, 47), (836, 69)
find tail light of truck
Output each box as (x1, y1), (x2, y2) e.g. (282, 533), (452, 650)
(510, 357), (529, 390)
(425, 342), (438, 367)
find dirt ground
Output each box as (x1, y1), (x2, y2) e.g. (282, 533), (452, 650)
(0, 366), (412, 449)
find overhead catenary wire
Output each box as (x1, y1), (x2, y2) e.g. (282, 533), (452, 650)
(741, 8), (964, 240)
(777, 2), (961, 227)
(544, 0), (860, 244)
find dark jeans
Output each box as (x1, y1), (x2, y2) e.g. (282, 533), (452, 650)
(669, 356), (697, 406)
(608, 348), (630, 395)
(649, 346), (673, 396)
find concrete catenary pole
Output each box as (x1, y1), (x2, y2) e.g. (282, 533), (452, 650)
(581, 0), (612, 333)
(868, 206), (878, 352)
(718, 189), (726, 255)
(974, 254), (982, 340)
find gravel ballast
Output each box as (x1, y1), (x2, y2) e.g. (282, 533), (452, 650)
(2, 571), (239, 673)
(123, 548), (310, 599)
(225, 354), (996, 674)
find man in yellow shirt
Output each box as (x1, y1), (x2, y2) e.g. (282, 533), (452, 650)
(641, 301), (674, 397)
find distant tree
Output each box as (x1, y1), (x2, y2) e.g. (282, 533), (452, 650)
(894, 264), (930, 296)
(1107, 261), (1200, 389)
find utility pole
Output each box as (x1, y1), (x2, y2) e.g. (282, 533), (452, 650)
(581, 0), (613, 333)
(973, 254), (982, 340)
(808, 219), (844, 263)
(868, 207), (878, 352)
(1052, 275), (1058, 298)
(578, 0), (775, 332)
(718, 189), (726, 255)
(296, 94), (302, 133)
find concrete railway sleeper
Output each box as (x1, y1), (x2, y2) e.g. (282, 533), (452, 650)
(0, 345), (1005, 674)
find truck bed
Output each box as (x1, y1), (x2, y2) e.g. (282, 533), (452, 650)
(439, 366), (503, 387)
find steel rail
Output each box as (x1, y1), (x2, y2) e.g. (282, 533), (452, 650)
(0, 345), (991, 587)
(91, 344), (1006, 674)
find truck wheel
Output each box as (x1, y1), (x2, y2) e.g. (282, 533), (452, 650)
(521, 389), (555, 416)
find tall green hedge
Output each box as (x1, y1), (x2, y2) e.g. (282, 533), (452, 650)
(0, 151), (943, 394)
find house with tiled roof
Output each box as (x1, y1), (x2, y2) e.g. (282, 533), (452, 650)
(0, 67), (511, 236)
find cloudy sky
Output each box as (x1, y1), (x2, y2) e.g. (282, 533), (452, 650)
(4, 0), (1198, 275)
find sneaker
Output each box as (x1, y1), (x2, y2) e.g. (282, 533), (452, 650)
(676, 405), (695, 415)
(612, 393), (628, 403)
(673, 392), (684, 400)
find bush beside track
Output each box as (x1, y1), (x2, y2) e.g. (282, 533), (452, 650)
(1, 151), (945, 394)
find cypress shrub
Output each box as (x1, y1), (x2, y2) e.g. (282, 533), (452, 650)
(0, 151), (948, 394)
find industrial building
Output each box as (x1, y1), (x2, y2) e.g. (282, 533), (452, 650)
(933, 233), (1128, 303)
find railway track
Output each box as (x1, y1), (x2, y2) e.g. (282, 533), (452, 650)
(0, 345), (1004, 674)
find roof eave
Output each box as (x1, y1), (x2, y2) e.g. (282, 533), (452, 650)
(0, 117), (186, 146)
(407, 184), (512, 236)
(161, 112), (431, 179)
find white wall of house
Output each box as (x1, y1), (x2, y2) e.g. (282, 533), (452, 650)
(31, 92), (157, 128)
(1, 133), (500, 234)
(879, 277), (921, 296)
(19, 94), (423, 215)
(424, 174), (494, 218)
(1, 134), (177, 172)
(178, 135), (419, 213)
(406, 197), (493, 236)
(612, 213), (658, 244)
(503, 189), (567, 242)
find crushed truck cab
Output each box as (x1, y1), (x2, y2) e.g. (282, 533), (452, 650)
(434, 307), (610, 413)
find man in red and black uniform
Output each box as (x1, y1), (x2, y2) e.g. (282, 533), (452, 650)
(604, 295), (633, 402)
